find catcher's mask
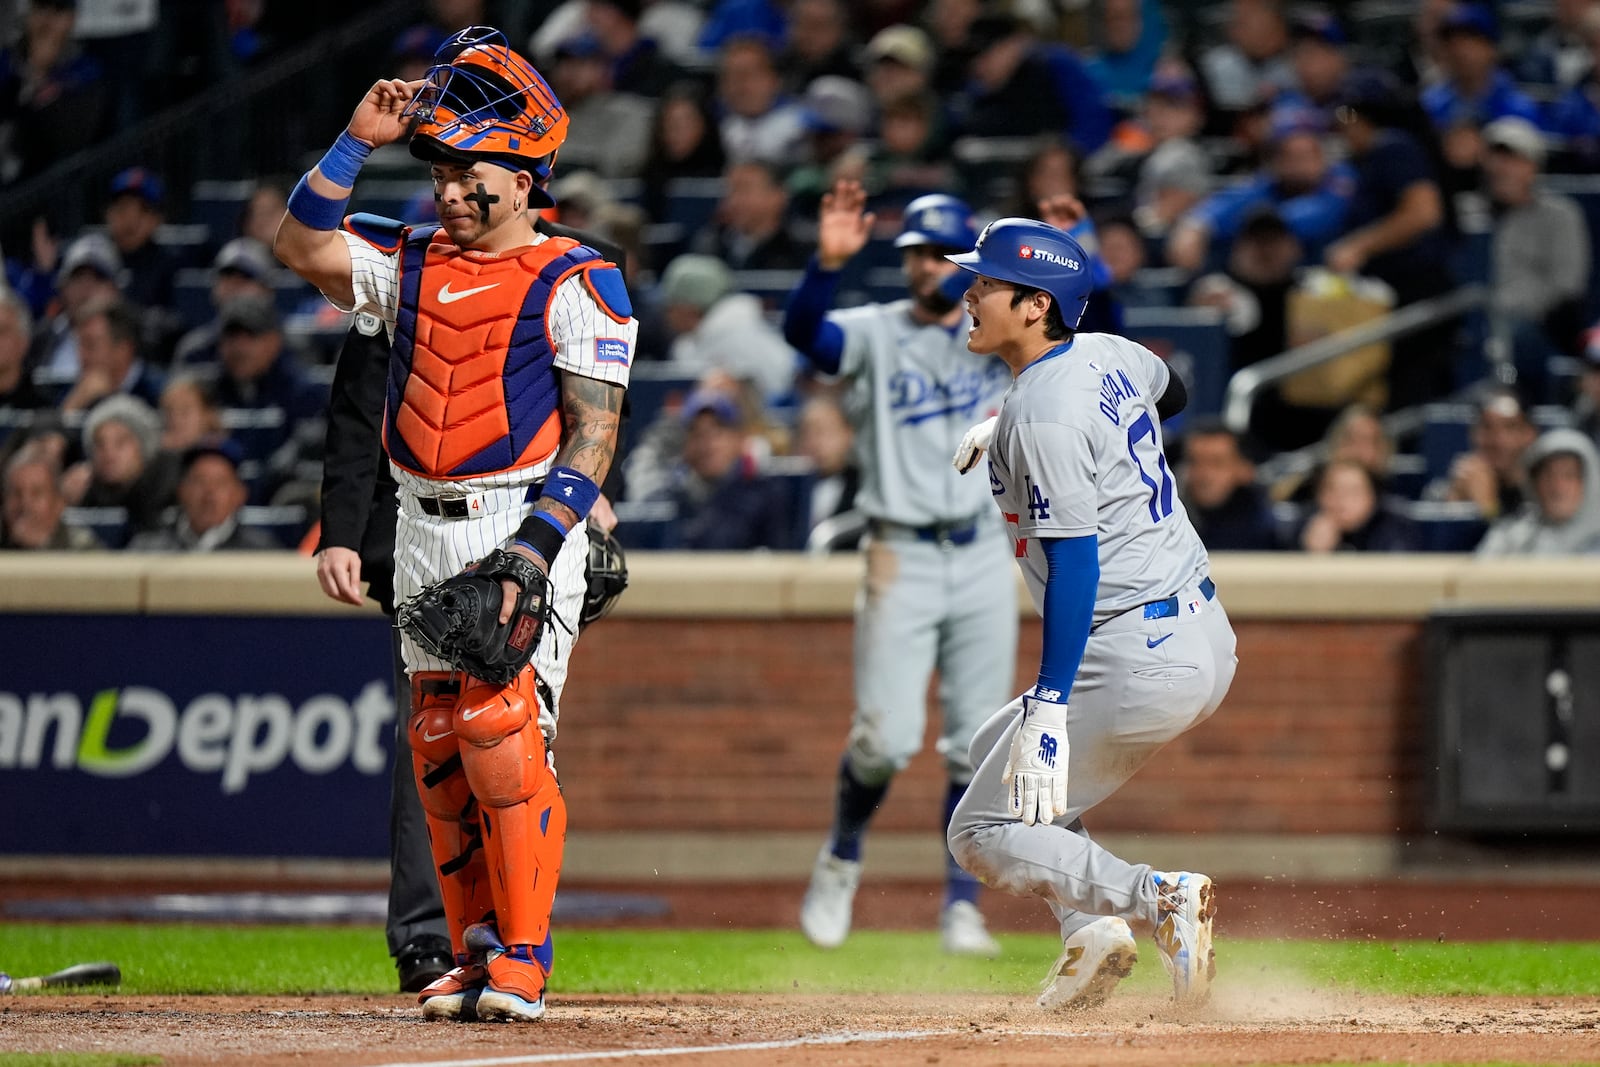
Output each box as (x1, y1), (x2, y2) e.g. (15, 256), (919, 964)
(581, 524), (629, 630)
(404, 26), (568, 208)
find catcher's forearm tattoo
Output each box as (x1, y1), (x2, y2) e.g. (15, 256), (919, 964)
(535, 374), (623, 529)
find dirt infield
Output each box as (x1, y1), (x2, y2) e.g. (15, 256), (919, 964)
(5, 991), (1600, 1066)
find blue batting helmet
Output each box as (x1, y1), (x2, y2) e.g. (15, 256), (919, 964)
(946, 217), (1094, 328)
(894, 194), (979, 251)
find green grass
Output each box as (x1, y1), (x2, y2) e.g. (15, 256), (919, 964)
(0, 1056), (160, 1067)
(2, 924), (1598, 998)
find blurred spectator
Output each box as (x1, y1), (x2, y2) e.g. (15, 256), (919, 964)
(1198, 0), (1296, 113)
(1297, 458), (1421, 552)
(863, 24), (935, 112)
(1432, 387), (1538, 521)
(1574, 327), (1600, 444)
(1178, 419), (1279, 551)
(389, 24), (447, 82)
(59, 300), (163, 414)
(717, 34), (808, 167)
(1096, 214), (1147, 293)
(239, 178), (292, 248)
(657, 255), (797, 401)
(1543, 8), (1600, 165)
(691, 160), (809, 270)
(128, 439), (279, 551)
(1281, 12), (1350, 115)
(782, 0), (856, 90)
(862, 90), (958, 202)
(0, 446), (98, 550)
(1088, 70), (1211, 238)
(1477, 430), (1600, 555)
(0, 0), (107, 184)
(33, 234), (122, 385)
(640, 82), (726, 221)
(74, 0), (159, 141)
(0, 288), (46, 410)
(102, 168), (179, 315)
(794, 393), (859, 537)
(1009, 137), (1082, 217)
(928, 0), (981, 95)
(698, 0), (786, 53)
(1420, 4), (1539, 132)
(650, 389), (797, 550)
(586, 0), (682, 97)
(1167, 112), (1352, 272)
(173, 238), (276, 366)
(159, 374), (224, 454)
(1276, 403), (1396, 502)
(548, 36), (654, 178)
(213, 295), (325, 486)
(66, 394), (178, 533)
(1481, 117), (1590, 402)
(1084, 0), (1167, 113)
(1329, 71), (1454, 410)
(956, 13), (1112, 152)
(787, 76), (874, 213)
(1514, 0), (1596, 90)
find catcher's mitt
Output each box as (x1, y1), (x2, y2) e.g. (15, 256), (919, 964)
(397, 549), (551, 685)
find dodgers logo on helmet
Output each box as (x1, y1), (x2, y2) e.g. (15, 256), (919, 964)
(894, 194), (979, 250)
(946, 217), (1094, 327)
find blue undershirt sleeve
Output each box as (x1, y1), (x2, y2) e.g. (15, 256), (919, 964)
(1036, 534), (1100, 698)
(782, 258), (847, 375)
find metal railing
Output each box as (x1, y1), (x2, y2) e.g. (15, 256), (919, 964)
(1221, 284), (1490, 435)
(0, 2), (419, 240)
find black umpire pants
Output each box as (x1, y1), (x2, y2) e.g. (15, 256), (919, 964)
(386, 628), (448, 956)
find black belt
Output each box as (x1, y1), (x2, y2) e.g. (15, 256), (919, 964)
(1142, 577), (1216, 621)
(870, 517), (982, 547)
(415, 483), (540, 519)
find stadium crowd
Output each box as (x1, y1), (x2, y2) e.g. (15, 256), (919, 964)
(6, 0), (1600, 557)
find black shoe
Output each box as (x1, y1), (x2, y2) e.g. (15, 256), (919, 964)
(396, 935), (454, 994)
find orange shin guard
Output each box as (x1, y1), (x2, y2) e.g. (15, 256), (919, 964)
(455, 673), (568, 962)
(408, 673), (494, 956)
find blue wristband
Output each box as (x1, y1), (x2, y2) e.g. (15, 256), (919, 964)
(538, 467), (601, 519)
(287, 176), (349, 231)
(318, 131), (373, 189)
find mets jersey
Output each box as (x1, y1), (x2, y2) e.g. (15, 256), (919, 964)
(829, 300), (1012, 527)
(986, 332), (1209, 624)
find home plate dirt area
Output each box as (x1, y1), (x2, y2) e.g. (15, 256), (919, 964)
(6, 991), (1600, 1067)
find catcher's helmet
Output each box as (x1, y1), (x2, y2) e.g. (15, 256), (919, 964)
(894, 194), (979, 251)
(404, 27), (569, 206)
(946, 217), (1094, 328)
(580, 524), (628, 630)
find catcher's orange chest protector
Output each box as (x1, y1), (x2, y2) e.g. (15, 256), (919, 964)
(381, 229), (597, 480)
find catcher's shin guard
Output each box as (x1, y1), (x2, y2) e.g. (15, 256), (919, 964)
(409, 673), (495, 957)
(454, 671), (568, 997)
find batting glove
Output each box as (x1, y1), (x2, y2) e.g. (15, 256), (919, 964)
(1003, 690), (1070, 826)
(953, 415), (998, 474)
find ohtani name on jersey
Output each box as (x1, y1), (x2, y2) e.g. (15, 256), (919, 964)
(1097, 368), (1143, 426)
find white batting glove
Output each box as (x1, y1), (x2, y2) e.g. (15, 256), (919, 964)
(1002, 690), (1070, 826)
(952, 415), (999, 474)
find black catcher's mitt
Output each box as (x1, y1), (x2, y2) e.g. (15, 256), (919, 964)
(398, 549), (551, 685)
(580, 524), (629, 630)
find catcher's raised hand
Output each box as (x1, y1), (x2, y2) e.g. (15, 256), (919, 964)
(346, 78), (423, 151)
(817, 179), (875, 270)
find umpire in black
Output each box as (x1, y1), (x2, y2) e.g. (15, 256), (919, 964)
(314, 213), (629, 992)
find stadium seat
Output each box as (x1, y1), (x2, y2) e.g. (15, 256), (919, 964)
(663, 177), (724, 235)
(63, 506), (130, 549)
(1420, 403), (1476, 482)
(1402, 500), (1488, 553)
(238, 505), (311, 547)
(611, 499), (678, 551)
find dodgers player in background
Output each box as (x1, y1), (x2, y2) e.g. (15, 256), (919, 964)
(943, 218), (1238, 1010)
(782, 182), (1017, 956)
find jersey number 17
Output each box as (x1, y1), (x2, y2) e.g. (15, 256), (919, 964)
(1126, 411), (1174, 523)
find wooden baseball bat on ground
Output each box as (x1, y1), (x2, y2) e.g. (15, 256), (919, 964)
(0, 962), (122, 993)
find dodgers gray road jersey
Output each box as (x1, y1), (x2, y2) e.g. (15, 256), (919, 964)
(830, 300), (1012, 526)
(987, 333), (1209, 624)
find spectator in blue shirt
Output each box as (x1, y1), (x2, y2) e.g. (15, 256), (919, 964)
(211, 295), (326, 500)
(1330, 71), (1455, 408)
(956, 13), (1113, 153)
(1084, 0), (1168, 115)
(1277, 12), (1351, 117)
(1542, 7), (1600, 168)
(1167, 109), (1353, 272)
(1420, 5), (1539, 132)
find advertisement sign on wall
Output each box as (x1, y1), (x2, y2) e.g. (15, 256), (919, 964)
(0, 614), (397, 857)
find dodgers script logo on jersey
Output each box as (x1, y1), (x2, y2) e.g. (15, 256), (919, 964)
(888, 362), (1010, 427)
